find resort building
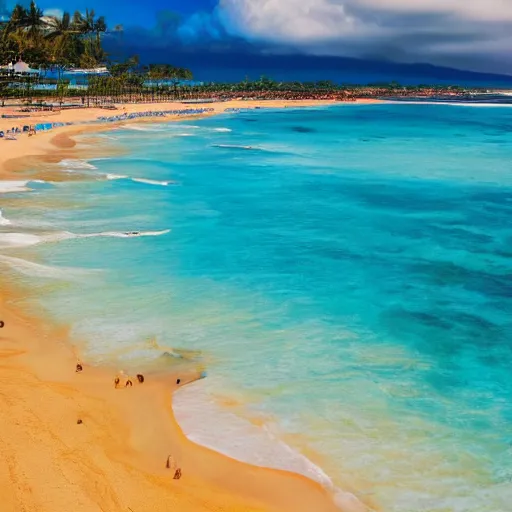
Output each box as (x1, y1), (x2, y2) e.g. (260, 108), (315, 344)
(0, 58), (39, 75)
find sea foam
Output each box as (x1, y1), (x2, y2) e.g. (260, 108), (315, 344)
(213, 144), (255, 150)
(131, 178), (174, 186)
(105, 175), (174, 186)
(77, 229), (171, 239)
(0, 180), (30, 193)
(173, 379), (333, 487)
(173, 379), (365, 510)
(0, 232), (44, 248)
(0, 254), (98, 280)
(58, 159), (97, 170)
(0, 209), (11, 226)
(0, 229), (170, 248)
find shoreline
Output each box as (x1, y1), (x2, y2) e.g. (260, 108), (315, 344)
(0, 100), (373, 512)
(0, 279), (356, 512)
(0, 98), (381, 178)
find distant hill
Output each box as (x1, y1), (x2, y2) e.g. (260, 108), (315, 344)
(104, 40), (512, 87)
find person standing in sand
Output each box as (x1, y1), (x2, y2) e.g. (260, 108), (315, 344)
(166, 455), (182, 479)
(114, 370), (125, 388)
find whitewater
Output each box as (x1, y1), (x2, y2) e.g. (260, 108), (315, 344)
(2, 104), (512, 512)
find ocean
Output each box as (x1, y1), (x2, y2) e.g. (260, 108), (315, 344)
(1, 103), (512, 511)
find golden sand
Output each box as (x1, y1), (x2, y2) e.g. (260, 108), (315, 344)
(0, 100), (374, 512)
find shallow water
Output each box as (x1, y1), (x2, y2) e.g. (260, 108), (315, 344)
(2, 104), (512, 511)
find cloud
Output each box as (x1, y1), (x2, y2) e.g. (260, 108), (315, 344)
(98, 0), (512, 75)
(213, 0), (512, 73)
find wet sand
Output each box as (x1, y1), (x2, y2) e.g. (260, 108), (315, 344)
(0, 99), (374, 512)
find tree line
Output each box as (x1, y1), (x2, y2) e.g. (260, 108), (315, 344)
(0, 2), (193, 80)
(0, 2), (107, 69)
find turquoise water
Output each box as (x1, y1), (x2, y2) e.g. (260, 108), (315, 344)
(1, 104), (512, 511)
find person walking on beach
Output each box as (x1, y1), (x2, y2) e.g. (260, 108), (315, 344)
(166, 455), (182, 479)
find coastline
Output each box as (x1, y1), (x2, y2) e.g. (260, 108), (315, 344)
(0, 100), (374, 512)
(0, 98), (380, 178)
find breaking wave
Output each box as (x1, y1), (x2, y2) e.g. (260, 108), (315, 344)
(0, 229), (171, 248)
(76, 229), (171, 239)
(212, 144), (256, 150)
(0, 180), (30, 194)
(105, 175), (175, 186)
(58, 159), (98, 170)
(131, 178), (175, 186)
(0, 209), (11, 226)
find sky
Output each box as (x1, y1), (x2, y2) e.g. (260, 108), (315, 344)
(5, 1), (512, 81)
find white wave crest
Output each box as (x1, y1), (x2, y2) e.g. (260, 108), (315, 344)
(0, 228), (170, 249)
(105, 175), (175, 186)
(124, 125), (154, 132)
(213, 127), (232, 132)
(132, 178), (173, 186)
(77, 229), (171, 239)
(0, 232), (43, 248)
(0, 209), (11, 226)
(106, 173), (128, 180)
(0, 180), (30, 194)
(213, 144), (254, 150)
(124, 124), (168, 132)
(58, 159), (97, 170)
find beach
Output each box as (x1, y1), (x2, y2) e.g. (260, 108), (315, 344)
(4, 99), (510, 512)
(0, 99), (374, 512)
(0, 280), (355, 512)
(0, 99), (379, 178)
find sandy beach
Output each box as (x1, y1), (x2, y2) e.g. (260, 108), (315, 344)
(0, 99), (376, 512)
(0, 99), (380, 178)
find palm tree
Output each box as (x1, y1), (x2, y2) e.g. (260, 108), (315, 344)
(24, 1), (44, 39)
(46, 11), (74, 45)
(94, 16), (106, 45)
(93, 15), (106, 59)
(81, 8), (96, 40)
(45, 11), (76, 74)
(5, 4), (27, 33)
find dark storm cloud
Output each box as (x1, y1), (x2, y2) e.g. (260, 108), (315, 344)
(34, 0), (512, 74)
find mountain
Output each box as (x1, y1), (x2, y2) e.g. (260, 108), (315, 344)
(104, 40), (512, 87)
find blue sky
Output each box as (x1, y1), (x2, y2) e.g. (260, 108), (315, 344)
(11, 0), (216, 27)
(5, 1), (512, 79)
